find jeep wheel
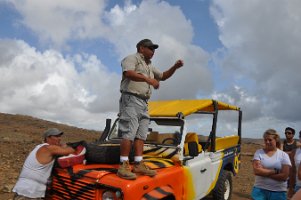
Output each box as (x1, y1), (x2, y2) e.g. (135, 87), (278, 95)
(212, 170), (232, 200)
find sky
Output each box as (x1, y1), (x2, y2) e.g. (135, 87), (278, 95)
(1, 0), (301, 138)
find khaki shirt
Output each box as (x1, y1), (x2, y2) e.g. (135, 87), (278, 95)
(120, 53), (163, 99)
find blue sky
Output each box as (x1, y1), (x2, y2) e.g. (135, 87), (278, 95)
(1, 0), (301, 138)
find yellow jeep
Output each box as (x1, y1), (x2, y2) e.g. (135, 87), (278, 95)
(47, 99), (242, 200)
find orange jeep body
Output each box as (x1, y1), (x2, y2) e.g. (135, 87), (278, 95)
(50, 162), (188, 199)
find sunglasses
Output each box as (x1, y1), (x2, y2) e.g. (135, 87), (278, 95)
(144, 46), (155, 51)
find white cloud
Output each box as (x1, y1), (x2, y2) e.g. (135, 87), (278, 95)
(0, 39), (119, 130)
(210, 0), (301, 123)
(211, 86), (261, 121)
(9, 0), (108, 48)
(104, 0), (195, 56)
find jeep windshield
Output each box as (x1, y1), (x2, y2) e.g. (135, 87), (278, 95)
(107, 118), (183, 146)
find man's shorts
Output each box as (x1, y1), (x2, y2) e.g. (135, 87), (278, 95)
(118, 93), (149, 141)
(251, 187), (286, 200)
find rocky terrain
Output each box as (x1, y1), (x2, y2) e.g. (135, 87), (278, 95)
(0, 112), (262, 200)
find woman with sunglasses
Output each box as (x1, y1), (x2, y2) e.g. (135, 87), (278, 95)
(251, 129), (291, 200)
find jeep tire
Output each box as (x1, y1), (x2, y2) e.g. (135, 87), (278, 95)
(212, 170), (232, 200)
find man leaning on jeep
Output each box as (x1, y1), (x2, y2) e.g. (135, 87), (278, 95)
(12, 128), (75, 200)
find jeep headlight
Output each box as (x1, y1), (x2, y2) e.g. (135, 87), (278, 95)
(102, 190), (122, 200)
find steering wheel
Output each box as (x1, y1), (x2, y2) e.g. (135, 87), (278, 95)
(162, 138), (177, 145)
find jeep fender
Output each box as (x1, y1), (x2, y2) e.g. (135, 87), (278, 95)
(223, 149), (240, 175)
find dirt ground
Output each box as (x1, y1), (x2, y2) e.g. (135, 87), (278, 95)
(0, 112), (262, 200)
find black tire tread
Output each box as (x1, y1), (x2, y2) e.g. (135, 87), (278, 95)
(212, 170), (232, 200)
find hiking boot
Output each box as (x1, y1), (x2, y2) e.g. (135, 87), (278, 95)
(117, 161), (137, 180)
(133, 161), (156, 177)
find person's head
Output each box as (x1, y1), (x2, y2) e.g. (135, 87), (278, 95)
(136, 39), (159, 60)
(285, 127), (295, 139)
(263, 129), (281, 149)
(43, 128), (63, 145)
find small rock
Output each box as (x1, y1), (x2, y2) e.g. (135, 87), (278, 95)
(2, 184), (14, 193)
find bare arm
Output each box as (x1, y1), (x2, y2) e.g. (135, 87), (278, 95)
(269, 164), (290, 181)
(292, 188), (301, 200)
(37, 145), (75, 164)
(252, 160), (275, 176)
(289, 150), (297, 197)
(290, 150), (296, 189)
(124, 70), (159, 89)
(297, 160), (301, 181)
(161, 60), (184, 81)
(47, 145), (75, 156)
(253, 159), (290, 181)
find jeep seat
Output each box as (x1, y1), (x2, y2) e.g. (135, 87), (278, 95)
(184, 132), (203, 156)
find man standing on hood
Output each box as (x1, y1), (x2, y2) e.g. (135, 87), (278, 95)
(117, 39), (184, 180)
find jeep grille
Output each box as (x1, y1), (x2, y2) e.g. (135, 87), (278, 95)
(49, 174), (97, 200)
